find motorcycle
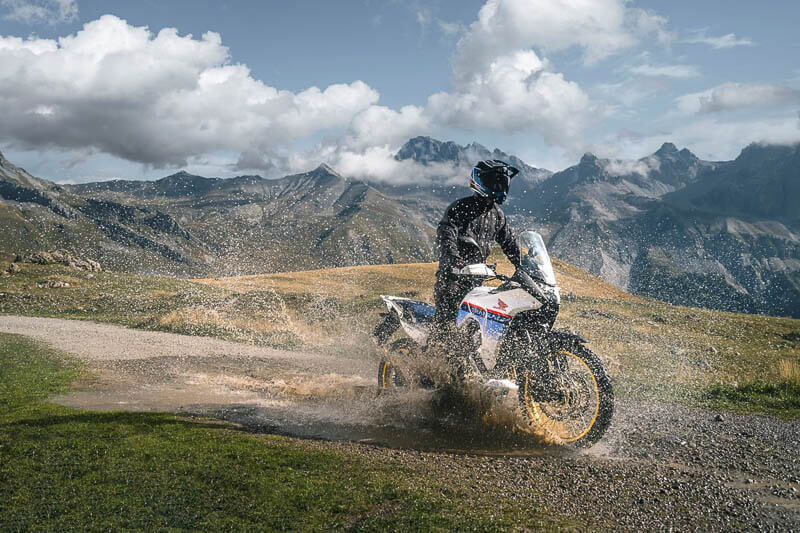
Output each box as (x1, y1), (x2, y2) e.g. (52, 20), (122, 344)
(372, 230), (614, 446)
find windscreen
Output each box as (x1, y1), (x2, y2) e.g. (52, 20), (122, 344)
(519, 231), (556, 286)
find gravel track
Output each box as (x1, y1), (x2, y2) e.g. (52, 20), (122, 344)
(2, 315), (798, 531)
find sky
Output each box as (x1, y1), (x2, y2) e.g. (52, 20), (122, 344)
(0, 0), (798, 184)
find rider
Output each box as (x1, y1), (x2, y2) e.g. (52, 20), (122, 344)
(431, 159), (522, 372)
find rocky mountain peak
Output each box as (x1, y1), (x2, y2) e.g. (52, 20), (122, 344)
(151, 170), (217, 197)
(0, 149), (50, 190)
(314, 163), (341, 177)
(653, 142), (698, 164)
(645, 143), (707, 187)
(736, 142), (799, 166)
(396, 136), (464, 164)
(395, 136), (551, 184)
(467, 141), (490, 153)
(159, 170), (203, 182)
(655, 142), (679, 156)
(579, 152), (601, 167)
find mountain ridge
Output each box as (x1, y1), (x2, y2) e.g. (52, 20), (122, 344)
(1, 139), (798, 317)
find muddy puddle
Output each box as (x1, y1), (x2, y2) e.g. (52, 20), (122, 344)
(4, 316), (564, 455)
(57, 353), (564, 455)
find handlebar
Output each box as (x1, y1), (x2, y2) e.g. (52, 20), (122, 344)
(452, 269), (513, 283)
(452, 263), (556, 304)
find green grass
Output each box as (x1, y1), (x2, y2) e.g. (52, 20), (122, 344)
(0, 333), (576, 531)
(704, 382), (800, 419)
(703, 359), (800, 418)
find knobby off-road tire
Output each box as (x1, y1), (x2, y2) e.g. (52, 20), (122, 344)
(518, 344), (614, 447)
(377, 338), (417, 392)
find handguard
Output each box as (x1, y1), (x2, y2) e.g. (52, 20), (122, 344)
(453, 263), (497, 277)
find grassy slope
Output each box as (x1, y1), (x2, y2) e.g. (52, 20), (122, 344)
(198, 254), (800, 403)
(1, 252), (799, 408)
(0, 332), (575, 531)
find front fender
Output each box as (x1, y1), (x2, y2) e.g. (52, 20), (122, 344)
(547, 328), (589, 351)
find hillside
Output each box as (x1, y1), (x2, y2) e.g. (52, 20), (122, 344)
(0, 155), (438, 275)
(73, 164), (438, 274)
(3, 252), (797, 402)
(515, 143), (800, 317)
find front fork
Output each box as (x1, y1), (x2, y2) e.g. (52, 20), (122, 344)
(514, 329), (565, 403)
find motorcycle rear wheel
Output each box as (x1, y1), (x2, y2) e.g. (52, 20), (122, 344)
(377, 339), (415, 392)
(517, 345), (613, 446)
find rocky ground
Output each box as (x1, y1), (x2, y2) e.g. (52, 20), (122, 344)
(313, 402), (800, 531)
(1, 315), (798, 531)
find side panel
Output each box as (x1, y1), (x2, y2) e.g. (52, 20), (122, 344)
(380, 295), (435, 345)
(461, 288), (540, 371)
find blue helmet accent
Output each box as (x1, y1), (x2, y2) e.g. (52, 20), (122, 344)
(470, 168), (492, 197)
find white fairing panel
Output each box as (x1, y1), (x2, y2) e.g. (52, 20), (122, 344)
(380, 295), (434, 345)
(457, 287), (540, 371)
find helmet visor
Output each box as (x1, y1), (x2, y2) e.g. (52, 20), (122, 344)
(488, 173), (510, 194)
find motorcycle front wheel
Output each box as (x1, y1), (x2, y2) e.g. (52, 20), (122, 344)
(516, 345), (613, 446)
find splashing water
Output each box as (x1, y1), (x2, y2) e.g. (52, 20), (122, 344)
(48, 313), (567, 454)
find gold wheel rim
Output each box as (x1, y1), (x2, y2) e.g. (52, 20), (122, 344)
(522, 350), (600, 442)
(380, 361), (391, 388)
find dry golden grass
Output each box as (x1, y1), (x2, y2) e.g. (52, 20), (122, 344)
(6, 256), (798, 403)
(778, 359), (800, 385)
(191, 255), (800, 399)
(197, 254), (632, 303)
(158, 307), (240, 332)
(198, 262), (437, 301)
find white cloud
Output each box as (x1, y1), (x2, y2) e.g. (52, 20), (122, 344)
(629, 63), (700, 78)
(452, 0), (670, 86)
(343, 105), (431, 151)
(420, 0), (674, 152)
(680, 116), (800, 159)
(682, 31), (754, 49)
(603, 155), (660, 177)
(328, 146), (471, 185)
(676, 83), (800, 114)
(244, 139), (471, 186)
(428, 49), (591, 146)
(0, 15), (379, 167)
(1, 0), (76, 25)
(601, 115), (800, 162)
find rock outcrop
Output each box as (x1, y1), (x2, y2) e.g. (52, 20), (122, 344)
(18, 250), (102, 272)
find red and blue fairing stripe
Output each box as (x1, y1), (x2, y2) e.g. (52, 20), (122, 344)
(457, 302), (512, 339)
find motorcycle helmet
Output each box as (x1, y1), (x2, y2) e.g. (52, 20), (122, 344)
(469, 159), (519, 204)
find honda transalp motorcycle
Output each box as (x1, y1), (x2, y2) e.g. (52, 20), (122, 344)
(373, 230), (613, 446)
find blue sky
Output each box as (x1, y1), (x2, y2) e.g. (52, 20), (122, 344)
(0, 0), (798, 183)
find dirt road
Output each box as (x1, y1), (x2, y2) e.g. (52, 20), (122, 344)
(2, 315), (798, 531)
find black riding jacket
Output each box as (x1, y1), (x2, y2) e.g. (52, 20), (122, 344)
(436, 195), (521, 276)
